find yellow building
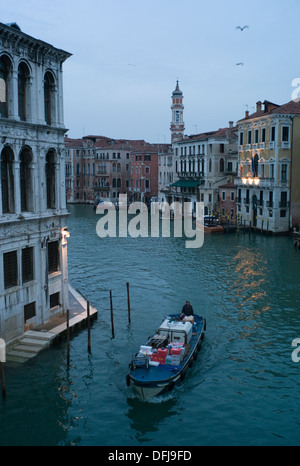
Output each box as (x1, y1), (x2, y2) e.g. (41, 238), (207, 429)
(235, 100), (300, 233)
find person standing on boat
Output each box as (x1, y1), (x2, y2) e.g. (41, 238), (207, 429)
(181, 301), (194, 316)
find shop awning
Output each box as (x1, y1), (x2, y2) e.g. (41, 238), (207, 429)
(171, 180), (201, 188)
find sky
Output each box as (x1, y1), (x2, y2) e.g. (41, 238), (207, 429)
(1, 0), (300, 143)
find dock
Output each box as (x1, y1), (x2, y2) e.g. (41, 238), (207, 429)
(5, 285), (98, 364)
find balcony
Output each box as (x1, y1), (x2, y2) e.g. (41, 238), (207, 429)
(94, 185), (110, 191)
(97, 170), (109, 176)
(279, 201), (290, 208)
(235, 177), (275, 188)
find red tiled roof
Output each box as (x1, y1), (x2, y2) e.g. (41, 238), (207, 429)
(273, 100), (300, 115)
(183, 125), (238, 142)
(238, 100), (300, 122)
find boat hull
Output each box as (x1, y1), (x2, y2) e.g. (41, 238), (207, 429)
(127, 315), (206, 399)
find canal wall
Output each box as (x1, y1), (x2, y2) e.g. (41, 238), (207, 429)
(5, 285), (98, 363)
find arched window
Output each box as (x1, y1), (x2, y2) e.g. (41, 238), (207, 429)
(0, 56), (11, 118)
(112, 178), (116, 188)
(117, 178), (121, 188)
(20, 147), (33, 211)
(44, 72), (55, 125)
(18, 62), (30, 121)
(1, 147), (15, 213)
(46, 151), (56, 209)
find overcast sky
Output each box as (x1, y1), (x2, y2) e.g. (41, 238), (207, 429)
(1, 0), (300, 142)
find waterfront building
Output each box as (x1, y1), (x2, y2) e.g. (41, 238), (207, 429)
(94, 138), (133, 204)
(172, 124), (238, 216)
(65, 135), (100, 203)
(218, 181), (237, 225)
(235, 100), (300, 233)
(129, 142), (160, 205)
(65, 136), (153, 204)
(158, 144), (176, 204)
(0, 23), (71, 341)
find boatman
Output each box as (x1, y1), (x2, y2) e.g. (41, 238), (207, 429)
(181, 300), (194, 316)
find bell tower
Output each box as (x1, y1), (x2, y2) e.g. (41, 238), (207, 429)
(170, 80), (185, 142)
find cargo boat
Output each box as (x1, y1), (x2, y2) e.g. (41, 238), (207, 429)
(126, 314), (206, 399)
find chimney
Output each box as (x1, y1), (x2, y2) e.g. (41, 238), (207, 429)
(229, 121), (233, 128)
(256, 101), (262, 112)
(245, 110), (249, 118)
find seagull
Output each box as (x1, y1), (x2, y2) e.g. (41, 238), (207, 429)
(236, 62), (244, 66)
(236, 25), (249, 31)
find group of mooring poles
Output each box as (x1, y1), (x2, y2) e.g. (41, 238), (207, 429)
(66, 282), (131, 365)
(0, 283), (131, 395)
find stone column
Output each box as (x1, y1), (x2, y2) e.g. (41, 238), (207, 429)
(8, 69), (19, 120)
(13, 160), (21, 214)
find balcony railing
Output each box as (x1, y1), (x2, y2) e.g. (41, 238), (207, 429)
(279, 201), (290, 208)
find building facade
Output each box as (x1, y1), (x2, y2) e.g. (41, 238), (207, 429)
(235, 100), (300, 233)
(0, 22), (71, 341)
(218, 181), (237, 224)
(65, 136), (166, 206)
(129, 142), (161, 205)
(158, 144), (175, 203)
(94, 138), (132, 203)
(172, 124), (238, 216)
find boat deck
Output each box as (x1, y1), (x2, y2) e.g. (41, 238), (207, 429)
(129, 317), (204, 384)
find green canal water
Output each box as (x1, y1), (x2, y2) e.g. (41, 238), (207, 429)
(1, 204), (300, 446)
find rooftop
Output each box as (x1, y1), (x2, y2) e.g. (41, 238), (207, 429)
(238, 99), (300, 123)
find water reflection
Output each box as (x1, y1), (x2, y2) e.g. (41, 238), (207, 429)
(126, 395), (178, 442)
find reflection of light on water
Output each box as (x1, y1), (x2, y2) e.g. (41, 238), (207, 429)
(225, 248), (268, 314)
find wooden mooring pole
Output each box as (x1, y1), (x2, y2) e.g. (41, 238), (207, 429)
(66, 308), (70, 366)
(87, 300), (91, 352)
(0, 362), (6, 399)
(0, 339), (6, 399)
(126, 282), (131, 325)
(110, 290), (115, 338)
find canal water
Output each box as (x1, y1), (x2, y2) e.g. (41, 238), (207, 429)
(1, 204), (300, 446)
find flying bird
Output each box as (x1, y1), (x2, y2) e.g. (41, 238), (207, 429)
(236, 25), (249, 31)
(236, 62), (244, 66)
